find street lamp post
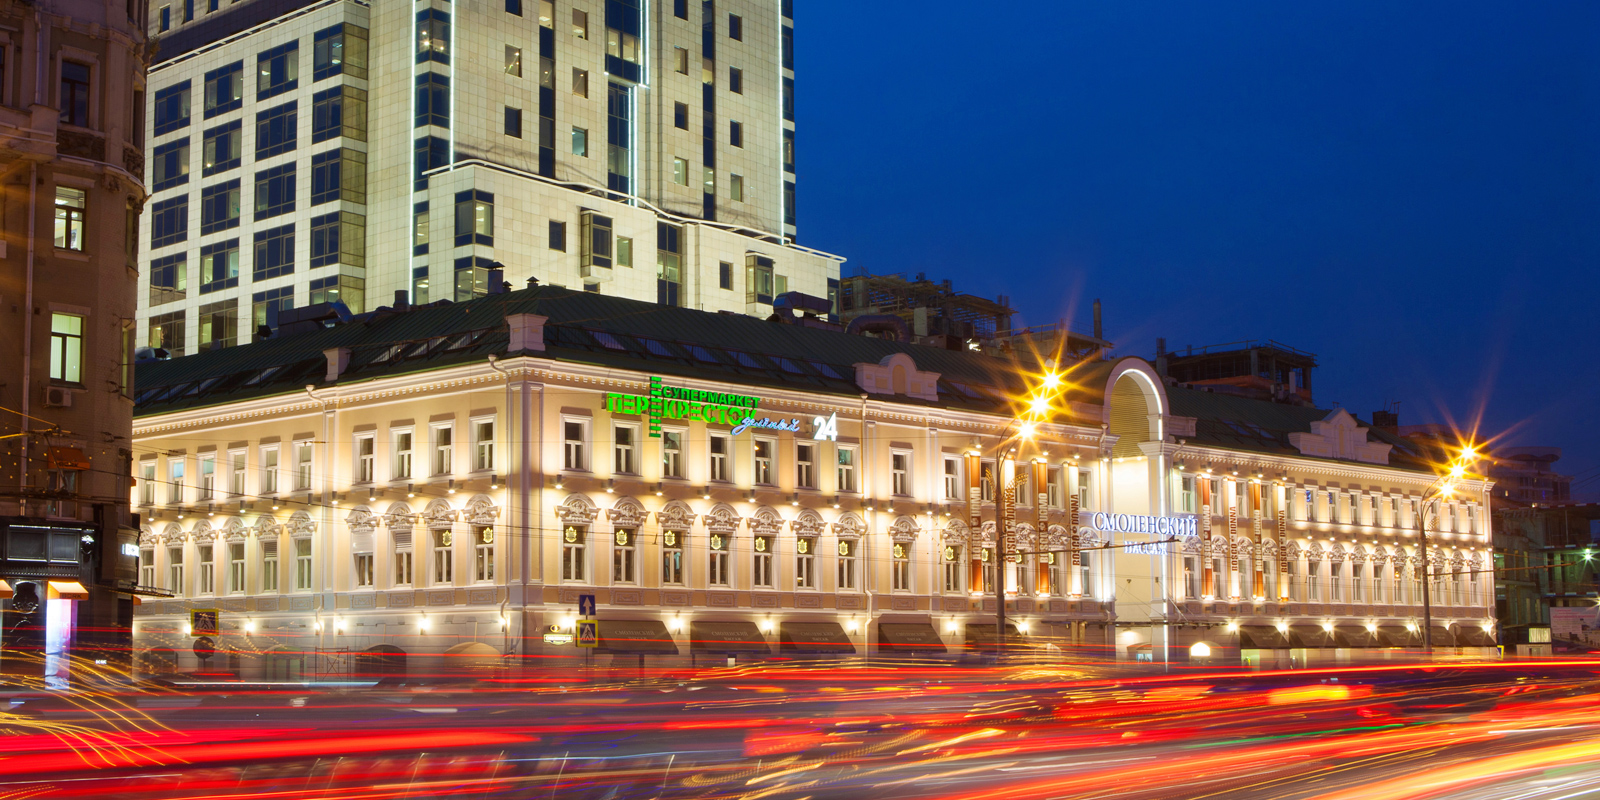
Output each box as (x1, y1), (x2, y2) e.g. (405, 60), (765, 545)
(990, 365), (1068, 659)
(1418, 446), (1479, 653)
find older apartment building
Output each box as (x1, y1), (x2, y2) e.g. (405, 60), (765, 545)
(136, 0), (837, 359)
(127, 286), (1495, 676)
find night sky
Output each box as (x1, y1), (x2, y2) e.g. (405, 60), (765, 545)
(798, 2), (1600, 498)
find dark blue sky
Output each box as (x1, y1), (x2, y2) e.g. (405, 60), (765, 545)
(798, 2), (1600, 497)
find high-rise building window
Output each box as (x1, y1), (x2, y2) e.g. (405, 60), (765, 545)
(548, 220), (566, 251)
(256, 41), (299, 99)
(571, 126), (587, 156)
(504, 107), (522, 138)
(203, 61), (243, 117)
(153, 81), (191, 136)
(730, 120), (742, 147)
(251, 286), (292, 333)
(311, 148), (366, 206)
(572, 68), (588, 97)
(783, 77), (794, 121)
(255, 101), (297, 158)
(505, 0), (521, 16)
(312, 23), (367, 82)
(719, 261), (732, 290)
(415, 73), (449, 128)
(312, 86), (368, 143)
(202, 120), (242, 175)
(728, 13), (742, 40)
(413, 202), (429, 255)
(730, 174), (743, 202)
(672, 157), (687, 185)
(674, 47), (688, 74)
(674, 0), (686, 19)
(309, 274), (363, 313)
(199, 239), (239, 292)
(48, 314), (83, 383)
(253, 162), (296, 219)
(200, 180), (240, 234)
(54, 187), (87, 250)
(673, 101), (688, 129)
(505, 45), (522, 76)
(605, 28), (639, 63)
(149, 253), (187, 305)
(454, 190), (493, 246)
(572, 9), (588, 38)
(197, 299), (238, 349)
(149, 195), (186, 249)
(252, 224), (294, 280)
(59, 61), (90, 127)
(416, 10), (450, 64)
(149, 312), (185, 357)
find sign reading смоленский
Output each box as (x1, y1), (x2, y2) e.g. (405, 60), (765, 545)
(606, 376), (838, 440)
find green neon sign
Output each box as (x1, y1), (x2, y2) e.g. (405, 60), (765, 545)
(605, 376), (804, 438)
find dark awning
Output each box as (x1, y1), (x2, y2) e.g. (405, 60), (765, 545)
(690, 620), (771, 653)
(878, 622), (949, 653)
(779, 621), (856, 654)
(1238, 625), (1290, 649)
(1287, 624), (1349, 648)
(1375, 625), (1422, 648)
(1453, 626), (1497, 647)
(1429, 626), (1457, 647)
(1336, 625), (1383, 648)
(599, 619), (680, 654)
(964, 623), (1022, 652)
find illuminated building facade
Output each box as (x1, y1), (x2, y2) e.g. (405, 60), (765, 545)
(127, 287), (1496, 675)
(136, 0), (839, 357)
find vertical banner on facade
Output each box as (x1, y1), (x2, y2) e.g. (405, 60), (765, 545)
(1226, 485), (1239, 601)
(1199, 478), (1214, 599)
(1276, 485), (1289, 601)
(647, 376), (664, 438)
(1033, 459), (1049, 595)
(1068, 480), (1081, 598)
(1251, 482), (1264, 600)
(965, 452), (982, 591)
(1001, 456), (1016, 566)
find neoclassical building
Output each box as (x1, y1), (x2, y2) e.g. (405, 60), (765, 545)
(129, 285), (1495, 676)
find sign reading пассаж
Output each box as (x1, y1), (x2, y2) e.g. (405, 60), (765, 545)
(607, 376), (836, 439)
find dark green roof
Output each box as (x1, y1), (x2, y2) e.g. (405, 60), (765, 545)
(1166, 385), (1426, 471)
(134, 286), (1053, 417)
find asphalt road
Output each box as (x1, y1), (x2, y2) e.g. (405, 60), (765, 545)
(5, 658), (1600, 799)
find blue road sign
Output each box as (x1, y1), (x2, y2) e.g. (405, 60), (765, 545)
(577, 594), (596, 617)
(576, 619), (598, 648)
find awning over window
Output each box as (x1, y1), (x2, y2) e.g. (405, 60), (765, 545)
(877, 622), (948, 653)
(1375, 625), (1422, 648)
(1429, 626), (1457, 647)
(47, 581), (89, 600)
(1336, 625), (1383, 648)
(1287, 624), (1349, 648)
(1238, 625), (1291, 649)
(1453, 627), (1496, 647)
(779, 621), (856, 654)
(45, 447), (89, 471)
(689, 620), (770, 652)
(964, 623), (1022, 651)
(599, 619), (680, 654)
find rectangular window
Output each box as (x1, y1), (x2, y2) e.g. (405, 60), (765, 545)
(354, 553), (374, 588)
(611, 528), (635, 583)
(730, 174), (743, 202)
(149, 253), (187, 306)
(674, 0), (686, 18)
(140, 547), (156, 587)
(200, 179), (240, 234)
(837, 539), (857, 590)
(661, 431), (683, 478)
(197, 455), (215, 500)
(506, 0), (521, 15)
(944, 458), (960, 500)
(139, 461), (157, 506)
(730, 67), (742, 94)
(836, 446), (857, 492)
(580, 211), (612, 269)
(474, 527), (494, 583)
(253, 162), (295, 219)
(431, 425), (453, 476)
(729, 13), (742, 40)
(431, 530), (453, 584)
(310, 148), (366, 206)
(261, 538), (279, 592)
(562, 420), (587, 471)
(228, 543), (248, 593)
(892, 542), (911, 591)
(416, 10), (450, 64)
(154, 80), (192, 132)
(255, 101), (297, 159)
(167, 458), (186, 505)
(571, 126), (587, 156)
(252, 223), (294, 280)
(203, 61), (243, 117)
(662, 530), (683, 584)
(250, 285), (290, 333)
(415, 73), (450, 128)
(454, 190), (493, 246)
(719, 261), (732, 289)
(674, 47), (688, 74)
(708, 532), (730, 587)
(501, 46), (522, 78)
(202, 120), (241, 175)
(46, 313), (83, 383)
(673, 101), (688, 129)
(260, 445), (279, 494)
(891, 451), (910, 496)
(293, 440), (312, 490)
(294, 538), (312, 590)
(472, 419), (494, 472)
(394, 546), (413, 587)
(573, 68), (588, 97)
(413, 202), (429, 255)
(196, 240), (236, 297)
(148, 195), (186, 249)
(709, 434), (728, 482)
(548, 220), (566, 251)
(312, 23), (367, 82)
(539, 0), (553, 26)
(60, 61), (90, 127)
(1331, 561), (1344, 603)
(393, 430), (413, 480)
(54, 187), (87, 250)
(605, 28), (639, 63)
(572, 8), (588, 38)
(797, 538), (815, 589)
(753, 439), (773, 484)
(152, 138), (190, 192)
(348, 435), (373, 484)
(540, 55), (554, 89)
(561, 526), (585, 581)
(168, 546), (183, 593)
(797, 443), (815, 489)
(752, 536), (774, 588)
(312, 86), (367, 143)
(612, 425), (635, 474)
(257, 41), (299, 100)
(504, 106), (522, 138)
(730, 120), (742, 148)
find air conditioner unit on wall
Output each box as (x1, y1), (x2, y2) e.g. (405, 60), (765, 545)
(44, 387), (72, 408)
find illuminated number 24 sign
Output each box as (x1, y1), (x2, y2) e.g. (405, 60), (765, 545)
(812, 412), (839, 442)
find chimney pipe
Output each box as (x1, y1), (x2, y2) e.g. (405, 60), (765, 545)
(395, 290), (409, 311)
(1092, 299), (1103, 340)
